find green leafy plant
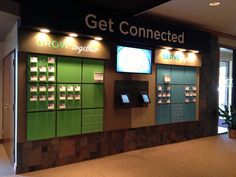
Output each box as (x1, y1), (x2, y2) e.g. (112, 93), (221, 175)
(218, 105), (236, 130)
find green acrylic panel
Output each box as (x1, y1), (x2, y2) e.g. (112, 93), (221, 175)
(156, 65), (171, 84)
(171, 85), (185, 103)
(57, 57), (82, 83)
(57, 84), (81, 109)
(171, 66), (184, 84)
(82, 59), (104, 83)
(171, 104), (184, 123)
(82, 84), (104, 108)
(184, 103), (196, 121)
(82, 109), (103, 133)
(184, 67), (197, 84)
(27, 111), (56, 141)
(156, 104), (171, 124)
(57, 110), (82, 137)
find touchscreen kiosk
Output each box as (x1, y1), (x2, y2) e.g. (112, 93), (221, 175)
(140, 92), (150, 104)
(120, 93), (131, 104)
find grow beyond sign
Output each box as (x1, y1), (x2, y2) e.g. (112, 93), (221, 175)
(85, 14), (185, 44)
(19, 29), (110, 59)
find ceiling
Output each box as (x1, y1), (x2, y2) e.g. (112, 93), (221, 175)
(141, 0), (236, 37)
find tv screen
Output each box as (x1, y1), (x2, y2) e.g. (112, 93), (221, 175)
(116, 46), (152, 74)
(140, 92), (150, 103)
(120, 93), (130, 104)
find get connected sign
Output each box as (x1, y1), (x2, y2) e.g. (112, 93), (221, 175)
(85, 14), (185, 44)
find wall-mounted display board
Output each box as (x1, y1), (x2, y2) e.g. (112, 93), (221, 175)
(27, 54), (104, 141)
(155, 49), (201, 67)
(156, 65), (199, 124)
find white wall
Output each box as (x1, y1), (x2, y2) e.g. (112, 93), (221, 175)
(0, 22), (18, 140)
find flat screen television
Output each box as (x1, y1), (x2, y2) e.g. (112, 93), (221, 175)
(116, 46), (152, 74)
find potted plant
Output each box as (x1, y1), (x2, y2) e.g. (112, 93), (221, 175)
(218, 105), (236, 138)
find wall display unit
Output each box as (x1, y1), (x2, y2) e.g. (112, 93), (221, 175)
(116, 45), (152, 74)
(156, 65), (198, 124)
(27, 54), (104, 141)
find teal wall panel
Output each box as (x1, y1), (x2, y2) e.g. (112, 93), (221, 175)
(184, 103), (196, 121)
(82, 59), (104, 83)
(184, 67), (197, 84)
(27, 112), (56, 141)
(171, 85), (184, 103)
(156, 65), (171, 84)
(82, 84), (104, 108)
(171, 104), (184, 123)
(171, 66), (184, 84)
(156, 104), (171, 124)
(57, 110), (81, 137)
(57, 57), (82, 83)
(82, 109), (103, 133)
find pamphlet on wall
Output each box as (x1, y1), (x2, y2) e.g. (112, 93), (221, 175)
(74, 86), (80, 91)
(59, 86), (66, 92)
(48, 95), (55, 101)
(67, 94), (74, 100)
(48, 76), (55, 82)
(30, 57), (38, 63)
(185, 98), (190, 102)
(30, 95), (37, 101)
(192, 86), (196, 90)
(158, 99), (162, 104)
(59, 94), (66, 100)
(30, 66), (38, 72)
(39, 66), (47, 72)
(48, 103), (55, 109)
(158, 86), (162, 91)
(39, 75), (47, 81)
(166, 99), (171, 103)
(39, 86), (47, 92)
(30, 86), (37, 92)
(94, 72), (104, 83)
(48, 86), (55, 92)
(48, 66), (55, 73)
(59, 103), (66, 109)
(185, 86), (190, 91)
(30, 75), (38, 81)
(74, 94), (80, 100)
(67, 86), (74, 92)
(48, 57), (55, 64)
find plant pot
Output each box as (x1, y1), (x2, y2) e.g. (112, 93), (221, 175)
(228, 129), (236, 138)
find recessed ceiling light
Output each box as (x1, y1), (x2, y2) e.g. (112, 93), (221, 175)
(40, 28), (50, 33)
(209, 1), (221, 7)
(178, 48), (186, 52)
(94, 37), (103, 41)
(69, 33), (78, 37)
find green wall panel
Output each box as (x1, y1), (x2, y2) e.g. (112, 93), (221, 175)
(171, 104), (184, 123)
(184, 103), (196, 121)
(57, 57), (82, 83)
(27, 112), (56, 141)
(156, 65), (171, 84)
(171, 66), (184, 84)
(171, 85), (184, 103)
(57, 110), (81, 137)
(82, 109), (103, 133)
(184, 67), (197, 84)
(82, 59), (104, 83)
(82, 84), (104, 108)
(157, 104), (171, 124)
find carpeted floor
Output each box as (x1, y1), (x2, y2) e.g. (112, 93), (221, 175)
(1, 134), (236, 177)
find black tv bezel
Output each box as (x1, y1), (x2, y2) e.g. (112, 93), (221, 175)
(120, 93), (131, 105)
(115, 44), (153, 75)
(140, 92), (151, 104)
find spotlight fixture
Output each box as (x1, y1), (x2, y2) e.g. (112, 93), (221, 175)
(69, 33), (78, 37)
(94, 37), (103, 41)
(178, 48), (186, 52)
(209, 1), (220, 7)
(40, 28), (50, 33)
(191, 50), (199, 53)
(164, 47), (172, 50)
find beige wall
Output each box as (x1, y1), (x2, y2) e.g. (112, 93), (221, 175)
(219, 37), (236, 49)
(0, 42), (4, 139)
(0, 22), (18, 140)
